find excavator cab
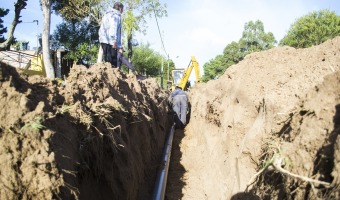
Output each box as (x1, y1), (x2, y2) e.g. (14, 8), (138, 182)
(172, 69), (185, 86)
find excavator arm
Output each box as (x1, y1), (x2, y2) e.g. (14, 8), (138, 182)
(170, 56), (200, 91)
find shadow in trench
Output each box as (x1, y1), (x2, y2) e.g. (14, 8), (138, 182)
(307, 104), (340, 198)
(230, 192), (261, 200)
(165, 129), (186, 200)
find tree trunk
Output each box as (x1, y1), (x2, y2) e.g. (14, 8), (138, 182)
(0, 0), (27, 50)
(41, 0), (55, 79)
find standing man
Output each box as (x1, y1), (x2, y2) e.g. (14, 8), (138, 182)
(98, 2), (122, 68)
(169, 86), (189, 129)
(98, 2), (136, 72)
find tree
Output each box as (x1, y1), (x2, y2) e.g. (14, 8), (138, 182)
(280, 9), (340, 48)
(40, 0), (55, 78)
(201, 20), (276, 82)
(52, 0), (103, 25)
(0, 8), (9, 43)
(202, 41), (244, 82)
(0, 0), (27, 50)
(223, 41), (243, 67)
(51, 20), (98, 66)
(201, 55), (225, 82)
(130, 43), (174, 88)
(119, 0), (167, 62)
(239, 20), (276, 55)
(131, 43), (163, 76)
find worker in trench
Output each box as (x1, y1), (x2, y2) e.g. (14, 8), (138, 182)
(168, 86), (189, 129)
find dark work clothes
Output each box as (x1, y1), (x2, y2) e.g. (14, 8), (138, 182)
(101, 43), (117, 68)
(169, 88), (188, 128)
(117, 51), (135, 71)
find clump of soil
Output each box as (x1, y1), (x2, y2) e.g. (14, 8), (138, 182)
(0, 62), (172, 199)
(169, 36), (340, 199)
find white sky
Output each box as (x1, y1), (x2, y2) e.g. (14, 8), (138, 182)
(2, 0), (340, 79)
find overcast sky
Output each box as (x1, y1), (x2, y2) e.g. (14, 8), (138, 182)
(2, 0), (340, 77)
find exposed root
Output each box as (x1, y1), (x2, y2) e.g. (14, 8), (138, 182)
(90, 124), (104, 136)
(247, 154), (331, 191)
(272, 159), (331, 187)
(246, 157), (273, 187)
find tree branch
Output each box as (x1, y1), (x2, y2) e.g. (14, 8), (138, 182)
(0, 0), (27, 50)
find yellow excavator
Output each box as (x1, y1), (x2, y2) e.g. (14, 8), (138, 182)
(167, 56), (201, 91)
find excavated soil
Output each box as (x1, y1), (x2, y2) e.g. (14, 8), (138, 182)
(0, 63), (172, 199)
(166, 36), (340, 199)
(1, 37), (340, 200)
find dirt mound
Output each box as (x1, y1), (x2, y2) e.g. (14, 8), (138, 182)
(175, 37), (340, 199)
(251, 70), (340, 199)
(0, 63), (172, 199)
(1, 38), (340, 200)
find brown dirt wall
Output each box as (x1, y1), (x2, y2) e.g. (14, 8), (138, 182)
(0, 62), (172, 199)
(168, 36), (340, 199)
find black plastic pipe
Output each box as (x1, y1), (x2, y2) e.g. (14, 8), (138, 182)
(152, 123), (176, 200)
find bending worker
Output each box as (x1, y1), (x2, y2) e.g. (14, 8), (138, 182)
(168, 86), (189, 129)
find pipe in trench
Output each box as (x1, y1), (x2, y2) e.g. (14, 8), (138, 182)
(152, 123), (176, 200)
